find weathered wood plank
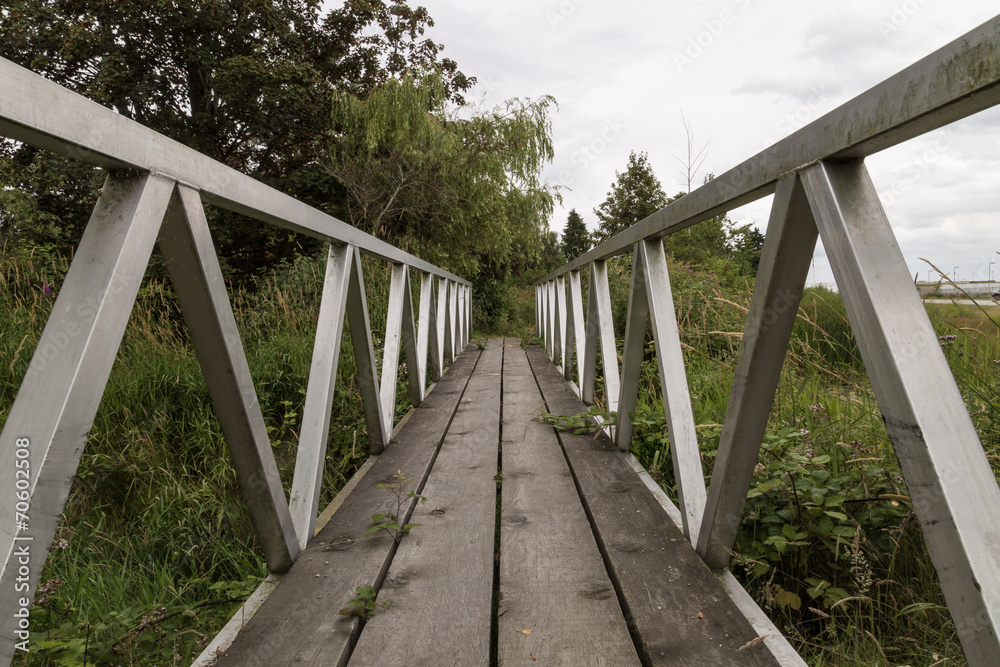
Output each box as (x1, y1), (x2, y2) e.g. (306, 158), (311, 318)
(498, 342), (640, 666)
(525, 345), (780, 667)
(348, 338), (504, 667)
(215, 345), (481, 667)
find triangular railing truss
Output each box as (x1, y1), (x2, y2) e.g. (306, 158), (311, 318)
(538, 15), (1000, 666)
(0, 57), (472, 659)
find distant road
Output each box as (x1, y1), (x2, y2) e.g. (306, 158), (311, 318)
(923, 299), (998, 307)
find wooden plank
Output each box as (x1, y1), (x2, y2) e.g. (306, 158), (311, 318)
(348, 338), (504, 666)
(525, 345), (781, 667)
(215, 345), (481, 667)
(498, 342), (640, 666)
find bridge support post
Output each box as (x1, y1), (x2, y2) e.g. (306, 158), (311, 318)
(582, 261), (619, 421)
(801, 159), (1000, 664)
(0, 173), (175, 660)
(288, 244), (354, 550)
(616, 239), (707, 543)
(698, 172), (817, 567)
(161, 185), (301, 570)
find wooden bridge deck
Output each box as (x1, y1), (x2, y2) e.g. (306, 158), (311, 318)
(213, 339), (785, 666)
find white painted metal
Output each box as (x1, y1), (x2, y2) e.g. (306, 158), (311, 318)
(801, 159), (1000, 664)
(435, 277), (450, 376)
(582, 261), (620, 420)
(448, 279), (459, 360)
(616, 253), (647, 455)
(543, 280), (556, 359)
(554, 276), (566, 372)
(0, 58), (470, 287)
(466, 284), (473, 346)
(163, 185), (301, 572)
(456, 286), (464, 352)
(615, 240), (707, 543)
(0, 173), (175, 660)
(379, 264), (412, 441)
(564, 270), (586, 390)
(463, 284), (469, 347)
(401, 271), (422, 409)
(698, 174), (818, 568)
(419, 273), (441, 384)
(288, 244), (354, 550)
(344, 247), (388, 455)
(536, 285), (543, 337)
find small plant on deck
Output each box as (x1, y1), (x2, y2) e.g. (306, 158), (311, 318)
(366, 470), (427, 544)
(339, 472), (426, 619)
(339, 585), (389, 619)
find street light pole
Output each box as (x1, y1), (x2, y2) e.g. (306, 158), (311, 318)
(990, 261), (995, 295)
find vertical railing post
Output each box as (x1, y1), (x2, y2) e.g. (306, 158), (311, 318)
(436, 277), (450, 375)
(582, 260), (619, 421)
(289, 244), (354, 550)
(554, 276), (566, 372)
(565, 269), (586, 391)
(698, 173), (816, 566)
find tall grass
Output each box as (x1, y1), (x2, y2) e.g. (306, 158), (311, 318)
(1, 244), (418, 665)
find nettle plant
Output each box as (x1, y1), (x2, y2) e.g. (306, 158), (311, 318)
(339, 585), (388, 620)
(340, 472), (427, 619)
(735, 426), (909, 615)
(367, 470), (427, 543)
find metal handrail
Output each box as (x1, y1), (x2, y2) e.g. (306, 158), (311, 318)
(537, 15), (1000, 666)
(0, 57), (469, 285)
(0, 56), (471, 662)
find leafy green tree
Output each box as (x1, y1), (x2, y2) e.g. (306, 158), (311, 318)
(0, 0), (472, 276)
(325, 70), (556, 280)
(561, 209), (590, 261)
(592, 151), (668, 243)
(727, 223), (765, 276)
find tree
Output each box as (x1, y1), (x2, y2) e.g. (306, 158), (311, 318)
(561, 209), (589, 261)
(727, 223), (765, 276)
(672, 112), (710, 194)
(593, 151), (668, 243)
(324, 70), (557, 280)
(0, 0), (473, 276)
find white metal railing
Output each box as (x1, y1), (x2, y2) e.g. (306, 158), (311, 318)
(538, 15), (1000, 666)
(0, 58), (471, 660)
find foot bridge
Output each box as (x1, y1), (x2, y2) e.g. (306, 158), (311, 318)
(3, 15), (1000, 667)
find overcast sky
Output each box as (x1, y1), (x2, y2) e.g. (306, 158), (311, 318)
(332, 1), (1000, 285)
